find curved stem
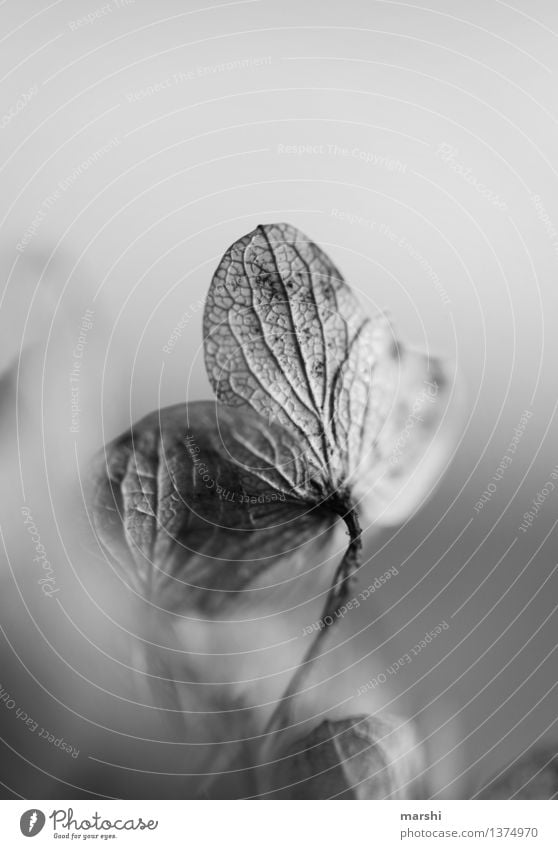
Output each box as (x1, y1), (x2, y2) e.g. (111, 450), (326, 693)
(196, 499), (363, 797)
(258, 500), (362, 770)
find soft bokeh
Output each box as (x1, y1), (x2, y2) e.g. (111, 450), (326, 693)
(1, 0), (557, 799)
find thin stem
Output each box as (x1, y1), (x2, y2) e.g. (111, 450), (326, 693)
(195, 499), (363, 797)
(258, 499), (362, 772)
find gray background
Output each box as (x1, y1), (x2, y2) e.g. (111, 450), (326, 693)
(0, 0), (557, 799)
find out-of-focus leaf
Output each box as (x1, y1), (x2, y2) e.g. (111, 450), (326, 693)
(89, 400), (336, 612)
(350, 347), (460, 525)
(477, 746), (558, 799)
(269, 713), (424, 799)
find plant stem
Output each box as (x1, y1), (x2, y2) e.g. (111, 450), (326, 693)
(196, 499), (363, 797)
(258, 499), (362, 772)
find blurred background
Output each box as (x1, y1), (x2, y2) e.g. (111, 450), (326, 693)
(0, 0), (557, 799)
